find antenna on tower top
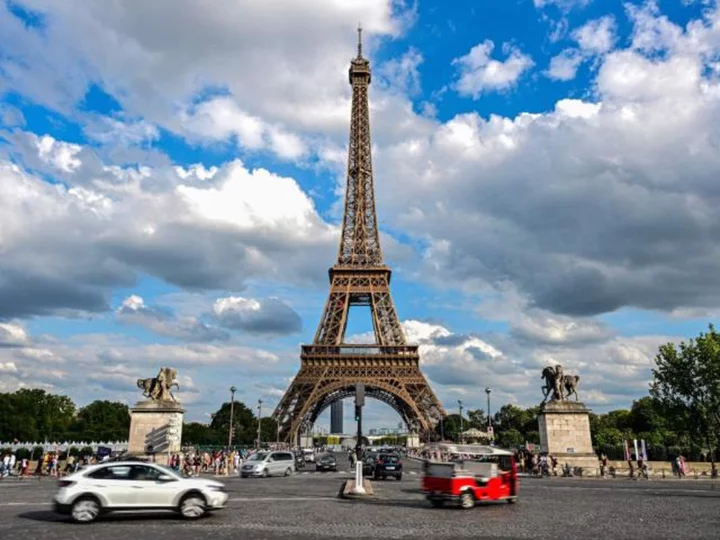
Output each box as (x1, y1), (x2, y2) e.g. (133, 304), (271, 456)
(357, 23), (363, 58)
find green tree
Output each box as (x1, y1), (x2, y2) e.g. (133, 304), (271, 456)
(496, 428), (524, 449)
(0, 389), (76, 441)
(182, 422), (219, 445)
(466, 409), (487, 429)
(651, 325), (720, 466)
(70, 401), (130, 441)
(210, 400), (257, 446)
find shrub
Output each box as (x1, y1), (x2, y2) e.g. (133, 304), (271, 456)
(32, 446), (44, 460)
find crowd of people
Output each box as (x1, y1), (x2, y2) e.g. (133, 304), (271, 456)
(1, 450), (90, 478)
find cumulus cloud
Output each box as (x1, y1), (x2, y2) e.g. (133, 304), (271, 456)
(116, 295), (229, 342)
(373, 5), (720, 316)
(0, 0), (413, 154)
(573, 16), (616, 55)
(452, 41), (534, 97)
(0, 154), (336, 318)
(213, 297), (302, 336)
(0, 323), (30, 348)
(547, 48), (584, 80)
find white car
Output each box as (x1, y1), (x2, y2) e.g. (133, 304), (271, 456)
(53, 460), (228, 523)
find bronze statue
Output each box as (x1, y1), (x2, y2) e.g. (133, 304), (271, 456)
(137, 367), (179, 402)
(541, 365), (580, 404)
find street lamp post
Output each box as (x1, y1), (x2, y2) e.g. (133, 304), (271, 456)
(256, 399), (263, 449)
(485, 387), (492, 431)
(458, 399), (464, 443)
(228, 386), (237, 449)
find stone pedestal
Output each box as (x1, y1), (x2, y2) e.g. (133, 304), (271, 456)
(128, 400), (184, 465)
(538, 401), (598, 475)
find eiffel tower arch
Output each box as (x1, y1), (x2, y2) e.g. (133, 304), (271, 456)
(273, 28), (446, 443)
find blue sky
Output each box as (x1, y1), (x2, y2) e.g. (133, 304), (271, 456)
(1, 0), (720, 432)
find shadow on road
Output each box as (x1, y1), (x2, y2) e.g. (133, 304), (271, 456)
(18, 510), (188, 524)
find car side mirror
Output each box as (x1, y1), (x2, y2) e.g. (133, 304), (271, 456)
(157, 474), (176, 482)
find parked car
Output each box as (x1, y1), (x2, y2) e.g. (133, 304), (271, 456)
(303, 449), (316, 463)
(373, 453), (403, 480)
(241, 451), (295, 478)
(53, 461), (227, 523)
(315, 453), (338, 472)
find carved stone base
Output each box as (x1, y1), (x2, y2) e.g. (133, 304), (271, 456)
(128, 400), (184, 465)
(538, 401), (598, 475)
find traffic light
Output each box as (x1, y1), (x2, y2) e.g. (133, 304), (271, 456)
(354, 405), (361, 422)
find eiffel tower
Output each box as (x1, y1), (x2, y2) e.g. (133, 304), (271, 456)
(273, 28), (445, 443)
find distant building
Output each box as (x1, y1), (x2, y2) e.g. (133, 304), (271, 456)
(369, 428), (378, 436)
(330, 401), (343, 434)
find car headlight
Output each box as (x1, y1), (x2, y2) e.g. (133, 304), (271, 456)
(209, 485), (226, 492)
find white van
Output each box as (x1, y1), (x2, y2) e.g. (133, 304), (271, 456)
(240, 451), (295, 477)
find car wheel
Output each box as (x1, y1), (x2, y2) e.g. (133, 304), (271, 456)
(285, 467), (292, 476)
(396, 474), (402, 481)
(70, 496), (101, 523)
(262, 468), (270, 478)
(430, 498), (445, 508)
(460, 491), (475, 510)
(179, 493), (206, 520)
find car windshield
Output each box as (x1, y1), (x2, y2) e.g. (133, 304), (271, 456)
(248, 452), (268, 461)
(380, 455), (399, 463)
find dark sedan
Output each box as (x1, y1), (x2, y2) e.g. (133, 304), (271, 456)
(315, 453), (338, 472)
(373, 453), (402, 480)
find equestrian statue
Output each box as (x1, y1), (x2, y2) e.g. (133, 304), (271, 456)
(137, 367), (179, 402)
(541, 364), (580, 404)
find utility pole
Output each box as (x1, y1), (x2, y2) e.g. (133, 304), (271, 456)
(256, 399), (263, 449)
(485, 387), (492, 430)
(228, 386), (237, 449)
(458, 399), (464, 443)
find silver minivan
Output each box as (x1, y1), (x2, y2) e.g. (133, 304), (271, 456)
(241, 451), (296, 478)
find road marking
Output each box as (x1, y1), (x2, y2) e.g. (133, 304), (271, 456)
(0, 502), (52, 506)
(228, 496), (338, 502)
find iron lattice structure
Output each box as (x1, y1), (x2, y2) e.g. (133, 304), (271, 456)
(273, 30), (446, 443)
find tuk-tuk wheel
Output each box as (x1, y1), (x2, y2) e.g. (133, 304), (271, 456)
(460, 491), (475, 509)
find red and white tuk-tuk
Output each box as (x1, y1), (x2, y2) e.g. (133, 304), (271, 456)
(421, 444), (518, 509)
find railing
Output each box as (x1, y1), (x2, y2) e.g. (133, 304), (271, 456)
(302, 344), (419, 356)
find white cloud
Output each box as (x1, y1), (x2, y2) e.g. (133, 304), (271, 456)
(116, 295), (229, 342)
(0, 362), (18, 373)
(573, 15), (616, 54)
(547, 48), (584, 80)
(0, 154), (336, 318)
(213, 296), (302, 335)
(0, 323), (29, 347)
(534, 0), (592, 9)
(34, 134), (82, 172)
(452, 41), (534, 97)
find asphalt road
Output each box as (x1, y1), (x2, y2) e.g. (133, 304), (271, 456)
(1, 455), (719, 540)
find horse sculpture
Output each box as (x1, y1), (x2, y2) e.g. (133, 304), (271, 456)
(541, 365), (580, 404)
(137, 367), (179, 402)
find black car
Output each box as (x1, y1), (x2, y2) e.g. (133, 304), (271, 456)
(373, 453), (402, 480)
(315, 453), (337, 472)
(362, 453), (377, 476)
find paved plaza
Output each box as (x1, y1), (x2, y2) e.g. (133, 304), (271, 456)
(0, 456), (718, 540)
